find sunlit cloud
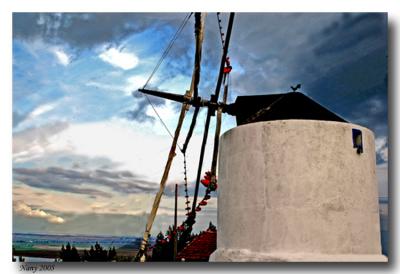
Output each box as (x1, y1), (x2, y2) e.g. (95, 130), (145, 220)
(29, 102), (58, 119)
(52, 48), (70, 66)
(124, 75), (149, 95)
(13, 201), (65, 224)
(13, 184), (217, 220)
(99, 47), (139, 70)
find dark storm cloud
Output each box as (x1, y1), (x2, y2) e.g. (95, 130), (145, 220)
(13, 166), (159, 197)
(304, 13), (387, 142)
(313, 13), (386, 56)
(13, 13), (185, 50)
(124, 108), (154, 123)
(228, 13), (387, 153)
(229, 13), (386, 93)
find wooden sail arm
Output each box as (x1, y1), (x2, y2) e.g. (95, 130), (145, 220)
(138, 88), (235, 115)
(138, 88), (190, 103)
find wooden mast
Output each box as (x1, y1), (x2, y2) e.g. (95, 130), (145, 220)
(190, 13), (235, 216)
(139, 13), (236, 233)
(134, 13), (206, 262)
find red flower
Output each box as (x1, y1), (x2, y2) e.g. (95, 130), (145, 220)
(199, 200), (207, 206)
(223, 66), (232, 74)
(201, 179), (210, 187)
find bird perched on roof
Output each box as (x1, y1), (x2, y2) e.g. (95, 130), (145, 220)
(290, 84), (301, 92)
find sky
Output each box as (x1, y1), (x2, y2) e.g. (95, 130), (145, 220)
(12, 13), (388, 236)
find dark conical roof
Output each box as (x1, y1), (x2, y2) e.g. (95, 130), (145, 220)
(225, 92), (347, 126)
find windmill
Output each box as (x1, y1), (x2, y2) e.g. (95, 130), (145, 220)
(133, 12), (386, 262)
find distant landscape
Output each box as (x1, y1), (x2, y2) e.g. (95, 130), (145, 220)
(12, 233), (156, 262)
(13, 201), (388, 262)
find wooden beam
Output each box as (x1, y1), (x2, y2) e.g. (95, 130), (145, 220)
(135, 12), (206, 262)
(190, 12), (235, 218)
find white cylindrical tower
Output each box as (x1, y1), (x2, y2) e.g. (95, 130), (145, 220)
(210, 120), (386, 262)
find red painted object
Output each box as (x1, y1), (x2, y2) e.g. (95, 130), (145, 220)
(223, 66), (232, 74)
(201, 179), (210, 187)
(176, 230), (217, 262)
(199, 200), (207, 206)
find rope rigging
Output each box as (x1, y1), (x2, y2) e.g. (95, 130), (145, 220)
(143, 13), (193, 89)
(216, 13), (225, 48)
(136, 13), (193, 149)
(134, 13), (195, 149)
(182, 152), (191, 215)
(143, 95), (182, 150)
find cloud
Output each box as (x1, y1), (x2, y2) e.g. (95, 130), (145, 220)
(13, 182), (214, 218)
(29, 102), (58, 118)
(12, 118), (210, 184)
(13, 166), (158, 197)
(85, 74), (155, 98)
(99, 47), (139, 70)
(13, 183), (218, 235)
(13, 13), (186, 50)
(124, 105), (155, 123)
(52, 48), (70, 66)
(30, 119), (199, 182)
(375, 136), (388, 162)
(13, 121), (69, 163)
(313, 13), (386, 57)
(13, 101), (61, 131)
(124, 75), (149, 94)
(13, 201), (65, 224)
